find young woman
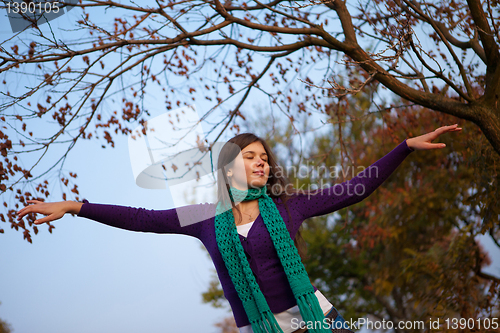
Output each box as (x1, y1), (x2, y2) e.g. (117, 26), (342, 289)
(16, 124), (462, 333)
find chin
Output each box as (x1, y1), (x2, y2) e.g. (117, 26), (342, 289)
(248, 181), (267, 189)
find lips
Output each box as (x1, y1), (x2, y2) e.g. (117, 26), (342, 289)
(253, 170), (265, 176)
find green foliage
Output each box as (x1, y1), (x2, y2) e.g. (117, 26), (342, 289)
(0, 320), (12, 333)
(204, 84), (500, 332)
(258, 85), (499, 330)
(0, 302), (12, 333)
(202, 271), (227, 309)
(291, 94), (500, 331)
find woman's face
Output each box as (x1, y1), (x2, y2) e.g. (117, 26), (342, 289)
(227, 141), (270, 190)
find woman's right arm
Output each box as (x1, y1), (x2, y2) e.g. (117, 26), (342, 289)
(16, 199), (212, 238)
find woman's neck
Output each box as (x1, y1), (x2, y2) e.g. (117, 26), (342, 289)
(233, 200), (259, 225)
(236, 199), (258, 210)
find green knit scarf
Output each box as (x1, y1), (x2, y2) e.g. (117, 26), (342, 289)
(215, 187), (331, 333)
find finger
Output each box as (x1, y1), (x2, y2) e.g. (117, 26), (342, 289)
(17, 203), (45, 220)
(438, 124), (458, 129)
(435, 124), (458, 133)
(17, 206), (32, 219)
(443, 125), (461, 131)
(433, 125), (461, 137)
(427, 143), (447, 149)
(34, 214), (54, 225)
(18, 200), (42, 217)
(416, 141), (447, 150)
(17, 211), (38, 222)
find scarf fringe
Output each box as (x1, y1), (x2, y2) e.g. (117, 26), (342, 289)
(216, 187), (333, 333)
(250, 311), (284, 333)
(297, 293), (332, 333)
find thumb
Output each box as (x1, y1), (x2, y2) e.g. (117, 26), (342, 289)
(34, 214), (56, 225)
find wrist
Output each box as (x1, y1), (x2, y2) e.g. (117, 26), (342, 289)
(66, 201), (83, 215)
(405, 138), (415, 151)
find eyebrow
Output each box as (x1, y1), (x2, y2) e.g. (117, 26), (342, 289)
(242, 151), (267, 156)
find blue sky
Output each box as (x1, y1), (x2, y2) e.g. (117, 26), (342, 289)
(0, 6), (262, 332)
(1, 133), (232, 333)
(0, 7), (232, 332)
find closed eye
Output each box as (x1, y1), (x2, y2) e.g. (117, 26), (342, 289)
(247, 156), (267, 161)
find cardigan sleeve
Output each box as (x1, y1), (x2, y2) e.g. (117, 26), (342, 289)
(290, 139), (414, 221)
(77, 200), (215, 239)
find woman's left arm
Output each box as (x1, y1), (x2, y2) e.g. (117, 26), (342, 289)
(295, 124), (462, 220)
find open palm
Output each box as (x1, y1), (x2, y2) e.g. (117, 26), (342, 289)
(17, 200), (75, 224)
(406, 124), (462, 150)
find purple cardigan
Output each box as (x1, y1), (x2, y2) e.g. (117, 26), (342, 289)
(78, 140), (413, 327)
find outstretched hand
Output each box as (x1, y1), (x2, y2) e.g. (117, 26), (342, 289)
(406, 124), (462, 150)
(16, 200), (82, 225)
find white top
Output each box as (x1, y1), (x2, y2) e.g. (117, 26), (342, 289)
(236, 221), (333, 333)
(236, 220), (255, 237)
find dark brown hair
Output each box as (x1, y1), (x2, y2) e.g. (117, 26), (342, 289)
(216, 133), (308, 260)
